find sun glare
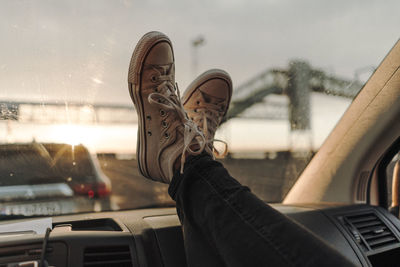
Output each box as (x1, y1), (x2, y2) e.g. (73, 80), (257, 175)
(50, 124), (93, 146)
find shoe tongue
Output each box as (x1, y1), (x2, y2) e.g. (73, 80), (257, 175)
(159, 64), (172, 75)
(145, 42), (173, 65)
(201, 93), (213, 103)
(199, 79), (229, 99)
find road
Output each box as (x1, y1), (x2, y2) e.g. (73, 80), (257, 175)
(98, 152), (310, 210)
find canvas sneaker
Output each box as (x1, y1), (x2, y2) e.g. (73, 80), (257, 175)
(182, 69), (232, 158)
(128, 31), (205, 183)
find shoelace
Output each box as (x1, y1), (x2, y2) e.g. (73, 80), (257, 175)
(190, 97), (228, 158)
(148, 69), (206, 173)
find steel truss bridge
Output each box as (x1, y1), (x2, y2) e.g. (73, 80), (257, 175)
(228, 61), (364, 124)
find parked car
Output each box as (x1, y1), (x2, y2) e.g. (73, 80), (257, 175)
(0, 142), (112, 216)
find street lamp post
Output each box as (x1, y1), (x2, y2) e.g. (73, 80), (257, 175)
(191, 36), (205, 78)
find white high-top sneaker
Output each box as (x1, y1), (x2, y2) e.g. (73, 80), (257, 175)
(182, 69), (232, 158)
(128, 31), (206, 183)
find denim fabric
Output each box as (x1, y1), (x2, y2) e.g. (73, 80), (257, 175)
(169, 153), (355, 267)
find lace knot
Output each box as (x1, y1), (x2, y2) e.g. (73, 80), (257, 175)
(148, 71), (206, 173)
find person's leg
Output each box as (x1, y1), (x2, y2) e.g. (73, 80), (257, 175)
(128, 31), (354, 267)
(180, 216), (227, 267)
(169, 153), (355, 267)
(179, 69), (233, 266)
(128, 31), (226, 266)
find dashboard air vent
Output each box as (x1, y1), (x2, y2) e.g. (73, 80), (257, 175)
(83, 245), (132, 267)
(343, 212), (399, 252)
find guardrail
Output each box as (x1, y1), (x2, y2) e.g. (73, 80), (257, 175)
(0, 101), (136, 124)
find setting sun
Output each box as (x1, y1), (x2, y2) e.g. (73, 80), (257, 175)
(49, 124), (95, 146)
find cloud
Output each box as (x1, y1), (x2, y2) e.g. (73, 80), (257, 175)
(0, 0), (398, 104)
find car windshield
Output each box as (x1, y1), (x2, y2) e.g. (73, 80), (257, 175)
(0, 1), (398, 217)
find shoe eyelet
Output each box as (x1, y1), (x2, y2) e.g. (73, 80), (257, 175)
(162, 120), (168, 128)
(154, 87), (159, 93)
(147, 131), (152, 136)
(196, 100), (200, 105)
(146, 115), (151, 121)
(160, 109), (166, 116)
(164, 132), (170, 139)
(194, 109), (198, 113)
(151, 75), (158, 83)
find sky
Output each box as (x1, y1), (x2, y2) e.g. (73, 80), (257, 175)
(0, 0), (399, 105)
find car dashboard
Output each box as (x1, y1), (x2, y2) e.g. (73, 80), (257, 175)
(0, 204), (399, 267)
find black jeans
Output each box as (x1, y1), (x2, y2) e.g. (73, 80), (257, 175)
(168, 154), (355, 267)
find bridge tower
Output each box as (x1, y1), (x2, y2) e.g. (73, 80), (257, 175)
(287, 60), (312, 152)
